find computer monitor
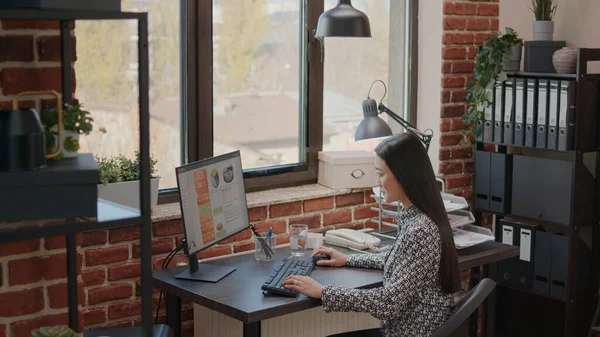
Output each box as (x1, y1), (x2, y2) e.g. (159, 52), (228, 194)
(174, 150), (250, 282)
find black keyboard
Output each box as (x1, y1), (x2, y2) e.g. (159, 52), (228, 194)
(261, 258), (315, 297)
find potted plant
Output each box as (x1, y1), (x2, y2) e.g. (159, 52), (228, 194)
(42, 103), (106, 158)
(499, 28), (524, 72)
(460, 28), (523, 144)
(531, 0), (558, 41)
(96, 151), (160, 210)
(31, 326), (79, 337)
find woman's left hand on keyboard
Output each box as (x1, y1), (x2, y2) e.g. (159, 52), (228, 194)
(282, 275), (323, 299)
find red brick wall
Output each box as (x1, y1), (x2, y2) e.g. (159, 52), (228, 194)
(439, 0), (499, 204)
(0, 20), (76, 109)
(0, 190), (383, 337)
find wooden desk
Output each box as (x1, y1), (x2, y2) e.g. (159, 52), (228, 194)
(153, 240), (518, 337)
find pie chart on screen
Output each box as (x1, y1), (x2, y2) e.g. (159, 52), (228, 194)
(223, 165), (234, 183)
(211, 168), (219, 188)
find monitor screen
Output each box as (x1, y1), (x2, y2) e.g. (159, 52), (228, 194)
(175, 151), (250, 255)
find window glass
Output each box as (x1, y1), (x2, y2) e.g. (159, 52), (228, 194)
(75, 0), (181, 189)
(212, 0), (303, 170)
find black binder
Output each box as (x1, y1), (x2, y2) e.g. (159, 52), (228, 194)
(503, 80), (515, 145)
(558, 81), (576, 151)
(514, 79), (526, 146)
(493, 84), (504, 144)
(550, 234), (569, 300)
(536, 80), (550, 149)
(546, 80), (560, 150)
(525, 80), (538, 148)
(489, 153), (512, 213)
(475, 150), (491, 211)
(497, 220), (535, 291)
(533, 230), (552, 295)
(497, 220), (520, 288)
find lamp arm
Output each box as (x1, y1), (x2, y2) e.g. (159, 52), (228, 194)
(378, 103), (433, 151)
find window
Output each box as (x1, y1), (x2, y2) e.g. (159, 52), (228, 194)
(322, 0), (416, 152)
(75, 0), (416, 200)
(76, 0), (182, 190)
(212, 0), (303, 171)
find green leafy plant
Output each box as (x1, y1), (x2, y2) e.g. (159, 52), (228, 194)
(31, 326), (79, 337)
(461, 27), (523, 145)
(42, 103), (107, 152)
(531, 0), (558, 21)
(96, 151), (159, 185)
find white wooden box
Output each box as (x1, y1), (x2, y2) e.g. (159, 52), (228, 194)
(318, 151), (376, 189)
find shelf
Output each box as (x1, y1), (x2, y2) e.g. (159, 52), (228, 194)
(505, 71), (577, 80)
(476, 141), (574, 154)
(496, 281), (567, 304)
(475, 211), (574, 233)
(0, 9), (146, 20)
(0, 153), (100, 222)
(0, 199), (141, 243)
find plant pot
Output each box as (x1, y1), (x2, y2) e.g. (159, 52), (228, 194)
(553, 47), (578, 74)
(533, 21), (554, 41)
(61, 130), (80, 158)
(48, 127), (80, 158)
(502, 45), (522, 72)
(98, 178), (160, 210)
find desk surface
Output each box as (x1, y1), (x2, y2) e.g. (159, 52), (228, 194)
(153, 240), (518, 324)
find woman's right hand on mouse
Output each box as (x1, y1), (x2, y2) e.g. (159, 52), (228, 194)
(311, 246), (348, 267)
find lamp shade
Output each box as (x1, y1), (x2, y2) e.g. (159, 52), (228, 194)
(355, 116), (392, 141)
(315, 0), (371, 38)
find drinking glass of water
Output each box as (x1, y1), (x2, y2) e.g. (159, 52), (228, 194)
(289, 224), (308, 257)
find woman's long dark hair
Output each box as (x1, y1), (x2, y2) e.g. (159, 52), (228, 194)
(375, 132), (460, 294)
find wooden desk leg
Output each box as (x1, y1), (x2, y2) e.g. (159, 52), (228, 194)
(482, 264), (497, 337)
(243, 322), (261, 337)
(165, 293), (182, 337)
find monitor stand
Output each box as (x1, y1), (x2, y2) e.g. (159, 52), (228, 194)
(174, 253), (236, 283)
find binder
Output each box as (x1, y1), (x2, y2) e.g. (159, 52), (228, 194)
(558, 81), (576, 151)
(475, 118), (484, 142)
(494, 84), (504, 144)
(497, 220), (520, 288)
(550, 234), (569, 300)
(525, 80), (537, 147)
(514, 79), (525, 146)
(546, 81), (560, 150)
(503, 80), (515, 145)
(533, 230), (552, 295)
(517, 226), (535, 290)
(475, 150), (491, 211)
(489, 152), (512, 213)
(536, 80), (549, 149)
(483, 98), (494, 142)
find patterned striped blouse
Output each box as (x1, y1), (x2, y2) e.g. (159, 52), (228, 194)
(321, 204), (455, 337)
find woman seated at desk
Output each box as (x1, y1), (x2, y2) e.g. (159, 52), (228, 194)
(283, 133), (461, 337)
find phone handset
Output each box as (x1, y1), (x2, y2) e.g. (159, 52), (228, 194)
(324, 228), (386, 251)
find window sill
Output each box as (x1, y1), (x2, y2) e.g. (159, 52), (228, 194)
(151, 184), (373, 223)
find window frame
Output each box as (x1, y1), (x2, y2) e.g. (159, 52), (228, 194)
(158, 0), (418, 204)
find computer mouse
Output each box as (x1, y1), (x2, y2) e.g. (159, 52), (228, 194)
(312, 254), (330, 263)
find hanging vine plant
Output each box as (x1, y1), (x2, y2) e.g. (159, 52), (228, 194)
(460, 27), (523, 145)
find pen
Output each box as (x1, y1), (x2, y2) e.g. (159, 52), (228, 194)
(249, 224), (274, 257)
(267, 227), (272, 239)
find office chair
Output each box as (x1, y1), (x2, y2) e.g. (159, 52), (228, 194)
(430, 278), (497, 337)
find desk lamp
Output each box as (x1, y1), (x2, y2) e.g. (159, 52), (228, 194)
(355, 80), (433, 151)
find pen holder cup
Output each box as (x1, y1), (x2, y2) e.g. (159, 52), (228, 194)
(254, 233), (276, 261)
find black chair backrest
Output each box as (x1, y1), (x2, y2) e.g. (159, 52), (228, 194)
(430, 278), (497, 337)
